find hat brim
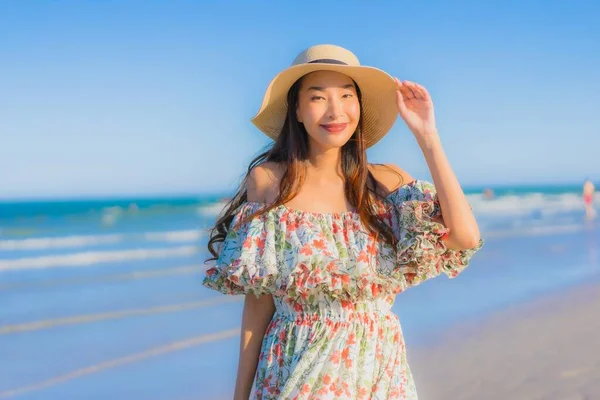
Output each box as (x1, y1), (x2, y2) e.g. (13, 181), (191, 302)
(251, 63), (398, 149)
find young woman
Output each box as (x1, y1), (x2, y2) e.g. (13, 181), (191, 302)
(583, 178), (596, 220)
(203, 44), (483, 400)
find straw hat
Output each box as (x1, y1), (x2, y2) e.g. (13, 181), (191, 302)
(251, 44), (398, 148)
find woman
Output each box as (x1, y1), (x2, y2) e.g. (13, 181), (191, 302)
(583, 178), (596, 220)
(203, 44), (483, 400)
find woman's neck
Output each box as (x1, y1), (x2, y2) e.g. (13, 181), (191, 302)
(306, 147), (342, 176)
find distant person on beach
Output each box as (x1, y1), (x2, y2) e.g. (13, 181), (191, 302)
(583, 179), (596, 219)
(483, 188), (495, 200)
(202, 45), (483, 399)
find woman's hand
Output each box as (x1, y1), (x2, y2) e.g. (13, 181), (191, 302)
(394, 77), (439, 147)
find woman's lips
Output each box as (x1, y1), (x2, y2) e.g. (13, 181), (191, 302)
(320, 123), (348, 133)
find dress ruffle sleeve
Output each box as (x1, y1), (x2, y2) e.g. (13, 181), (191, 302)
(202, 202), (279, 297)
(388, 180), (483, 289)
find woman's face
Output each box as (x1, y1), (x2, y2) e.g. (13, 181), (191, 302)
(296, 70), (360, 151)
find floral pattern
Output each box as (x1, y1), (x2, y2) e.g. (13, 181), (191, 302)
(203, 180), (483, 399)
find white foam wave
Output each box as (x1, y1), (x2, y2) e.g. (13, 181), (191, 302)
(468, 192), (596, 217)
(144, 230), (202, 242)
(484, 224), (586, 239)
(0, 246), (198, 271)
(197, 201), (228, 217)
(0, 234), (124, 251)
(0, 230), (203, 251)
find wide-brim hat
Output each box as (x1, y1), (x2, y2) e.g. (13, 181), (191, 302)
(251, 44), (398, 149)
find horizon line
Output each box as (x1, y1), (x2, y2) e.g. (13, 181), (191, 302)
(1, 179), (593, 203)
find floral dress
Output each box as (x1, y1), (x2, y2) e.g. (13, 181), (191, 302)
(203, 180), (483, 399)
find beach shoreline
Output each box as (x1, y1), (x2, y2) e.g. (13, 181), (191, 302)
(409, 280), (600, 400)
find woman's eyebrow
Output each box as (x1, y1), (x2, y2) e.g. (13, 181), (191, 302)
(307, 84), (355, 91)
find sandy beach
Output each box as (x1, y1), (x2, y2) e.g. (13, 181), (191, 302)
(409, 281), (600, 400)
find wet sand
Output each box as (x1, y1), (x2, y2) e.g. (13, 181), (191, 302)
(409, 282), (600, 400)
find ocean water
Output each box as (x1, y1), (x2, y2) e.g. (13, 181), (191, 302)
(0, 184), (598, 399)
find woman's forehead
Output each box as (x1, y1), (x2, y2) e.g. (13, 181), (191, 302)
(300, 70), (355, 89)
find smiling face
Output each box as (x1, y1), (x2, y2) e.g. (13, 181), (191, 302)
(295, 70), (361, 151)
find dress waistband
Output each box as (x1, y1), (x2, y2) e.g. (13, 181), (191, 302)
(273, 297), (394, 323)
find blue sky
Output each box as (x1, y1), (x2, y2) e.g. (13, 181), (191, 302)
(1, 1), (598, 199)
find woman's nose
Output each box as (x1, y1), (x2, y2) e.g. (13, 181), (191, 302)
(327, 98), (344, 120)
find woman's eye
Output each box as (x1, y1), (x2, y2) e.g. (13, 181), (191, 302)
(311, 96), (325, 101)
(343, 94), (354, 98)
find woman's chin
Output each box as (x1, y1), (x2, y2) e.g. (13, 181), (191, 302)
(311, 133), (354, 149)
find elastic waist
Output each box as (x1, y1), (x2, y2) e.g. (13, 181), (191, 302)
(274, 310), (395, 325)
(273, 299), (395, 324)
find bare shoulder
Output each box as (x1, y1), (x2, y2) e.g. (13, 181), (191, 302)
(368, 163), (415, 196)
(247, 162), (284, 203)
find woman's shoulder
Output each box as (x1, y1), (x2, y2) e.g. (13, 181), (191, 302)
(247, 161), (418, 202)
(368, 163), (415, 197)
(247, 162), (284, 203)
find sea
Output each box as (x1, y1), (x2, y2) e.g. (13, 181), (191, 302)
(0, 183), (598, 399)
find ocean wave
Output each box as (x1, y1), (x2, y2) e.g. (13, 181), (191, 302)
(197, 201), (228, 217)
(468, 192), (595, 217)
(0, 234), (124, 251)
(143, 230), (202, 242)
(483, 223), (587, 239)
(0, 245), (198, 271)
(0, 230), (203, 251)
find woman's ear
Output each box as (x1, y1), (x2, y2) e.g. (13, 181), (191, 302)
(295, 106), (302, 123)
